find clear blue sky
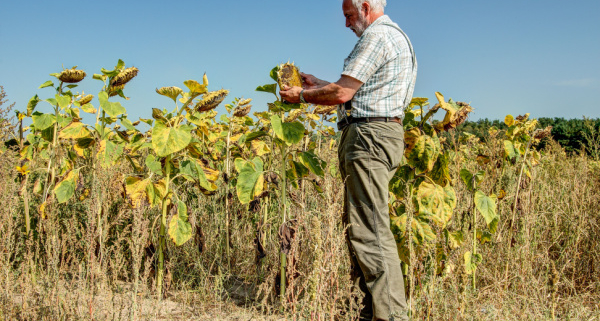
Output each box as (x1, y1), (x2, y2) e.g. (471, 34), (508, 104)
(1, 0), (599, 124)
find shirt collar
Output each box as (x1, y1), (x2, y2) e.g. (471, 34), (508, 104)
(363, 15), (390, 33)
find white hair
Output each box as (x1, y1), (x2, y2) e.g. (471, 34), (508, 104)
(352, 0), (386, 13)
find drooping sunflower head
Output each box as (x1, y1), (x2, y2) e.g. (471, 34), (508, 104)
(58, 68), (86, 83)
(107, 84), (125, 97)
(233, 105), (252, 117)
(277, 62), (303, 89)
(195, 89), (229, 112)
(110, 67), (139, 87)
(77, 94), (94, 105)
(285, 109), (303, 122)
(533, 126), (553, 141)
(314, 105), (337, 115)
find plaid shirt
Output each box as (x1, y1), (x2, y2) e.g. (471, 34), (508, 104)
(339, 15), (417, 119)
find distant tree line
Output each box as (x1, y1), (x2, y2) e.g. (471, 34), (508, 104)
(452, 117), (600, 155)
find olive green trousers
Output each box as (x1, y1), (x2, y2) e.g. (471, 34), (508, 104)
(338, 121), (408, 321)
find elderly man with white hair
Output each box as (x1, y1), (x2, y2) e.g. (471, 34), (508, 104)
(280, 0), (416, 319)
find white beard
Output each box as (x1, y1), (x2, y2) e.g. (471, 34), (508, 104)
(351, 11), (369, 37)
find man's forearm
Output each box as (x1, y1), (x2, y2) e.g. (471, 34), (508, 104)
(303, 82), (353, 106)
(311, 77), (331, 88)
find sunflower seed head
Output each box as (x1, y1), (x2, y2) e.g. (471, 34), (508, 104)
(233, 105), (251, 117)
(195, 89), (229, 112)
(77, 94), (94, 105)
(107, 84), (125, 97)
(110, 67), (139, 87)
(285, 109), (303, 122)
(314, 105), (337, 115)
(533, 126), (552, 141)
(438, 102), (473, 132)
(277, 62), (303, 88)
(58, 69), (86, 83)
(238, 98), (252, 106)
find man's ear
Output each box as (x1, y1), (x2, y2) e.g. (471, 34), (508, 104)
(362, 1), (370, 15)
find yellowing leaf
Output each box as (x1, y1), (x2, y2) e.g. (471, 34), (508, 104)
(125, 176), (150, 207)
(250, 140), (271, 156)
(59, 122), (91, 139)
(151, 121), (192, 157)
(183, 79), (207, 95)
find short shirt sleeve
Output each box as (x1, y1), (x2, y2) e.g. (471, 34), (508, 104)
(342, 31), (386, 83)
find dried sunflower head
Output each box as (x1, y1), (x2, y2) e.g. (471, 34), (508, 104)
(77, 94), (93, 105)
(233, 105), (251, 117)
(435, 101), (473, 132)
(195, 89), (229, 112)
(107, 84), (125, 97)
(156, 86), (183, 102)
(238, 98), (252, 106)
(285, 109), (303, 122)
(110, 67), (139, 87)
(277, 62), (303, 88)
(58, 68), (86, 83)
(533, 126), (552, 141)
(314, 105), (337, 115)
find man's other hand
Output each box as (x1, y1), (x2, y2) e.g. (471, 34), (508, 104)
(301, 73), (320, 89)
(280, 85), (302, 104)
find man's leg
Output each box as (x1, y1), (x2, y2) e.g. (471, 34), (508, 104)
(340, 122), (407, 321)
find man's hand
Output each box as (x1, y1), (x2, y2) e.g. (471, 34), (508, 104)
(280, 85), (303, 104)
(301, 73), (329, 89)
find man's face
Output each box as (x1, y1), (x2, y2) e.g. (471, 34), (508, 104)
(343, 0), (369, 37)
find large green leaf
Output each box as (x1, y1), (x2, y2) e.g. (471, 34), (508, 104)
(460, 169), (484, 191)
(298, 151), (325, 177)
(235, 157), (264, 204)
(151, 121), (192, 157)
(270, 115), (304, 145)
(287, 160), (309, 189)
(255, 84), (277, 95)
(269, 66), (280, 82)
(429, 151), (451, 186)
(389, 165), (413, 199)
(145, 154), (162, 175)
(180, 158), (217, 192)
(54, 170), (78, 203)
(474, 190), (497, 229)
(32, 112), (56, 131)
(56, 94), (71, 109)
(59, 122), (91, 139)
(168, 200), (192, 246)
(27, 95), (40, 116)
(98, 91), (126, 117)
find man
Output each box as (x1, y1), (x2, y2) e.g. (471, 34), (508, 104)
(280, 0), (416, 320)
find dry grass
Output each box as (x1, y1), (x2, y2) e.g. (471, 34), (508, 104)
(0, 99), (599, 320)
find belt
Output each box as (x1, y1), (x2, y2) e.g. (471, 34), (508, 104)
(337, 116), (402, 131)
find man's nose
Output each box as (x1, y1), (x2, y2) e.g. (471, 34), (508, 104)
(345, 19), (350, 28)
